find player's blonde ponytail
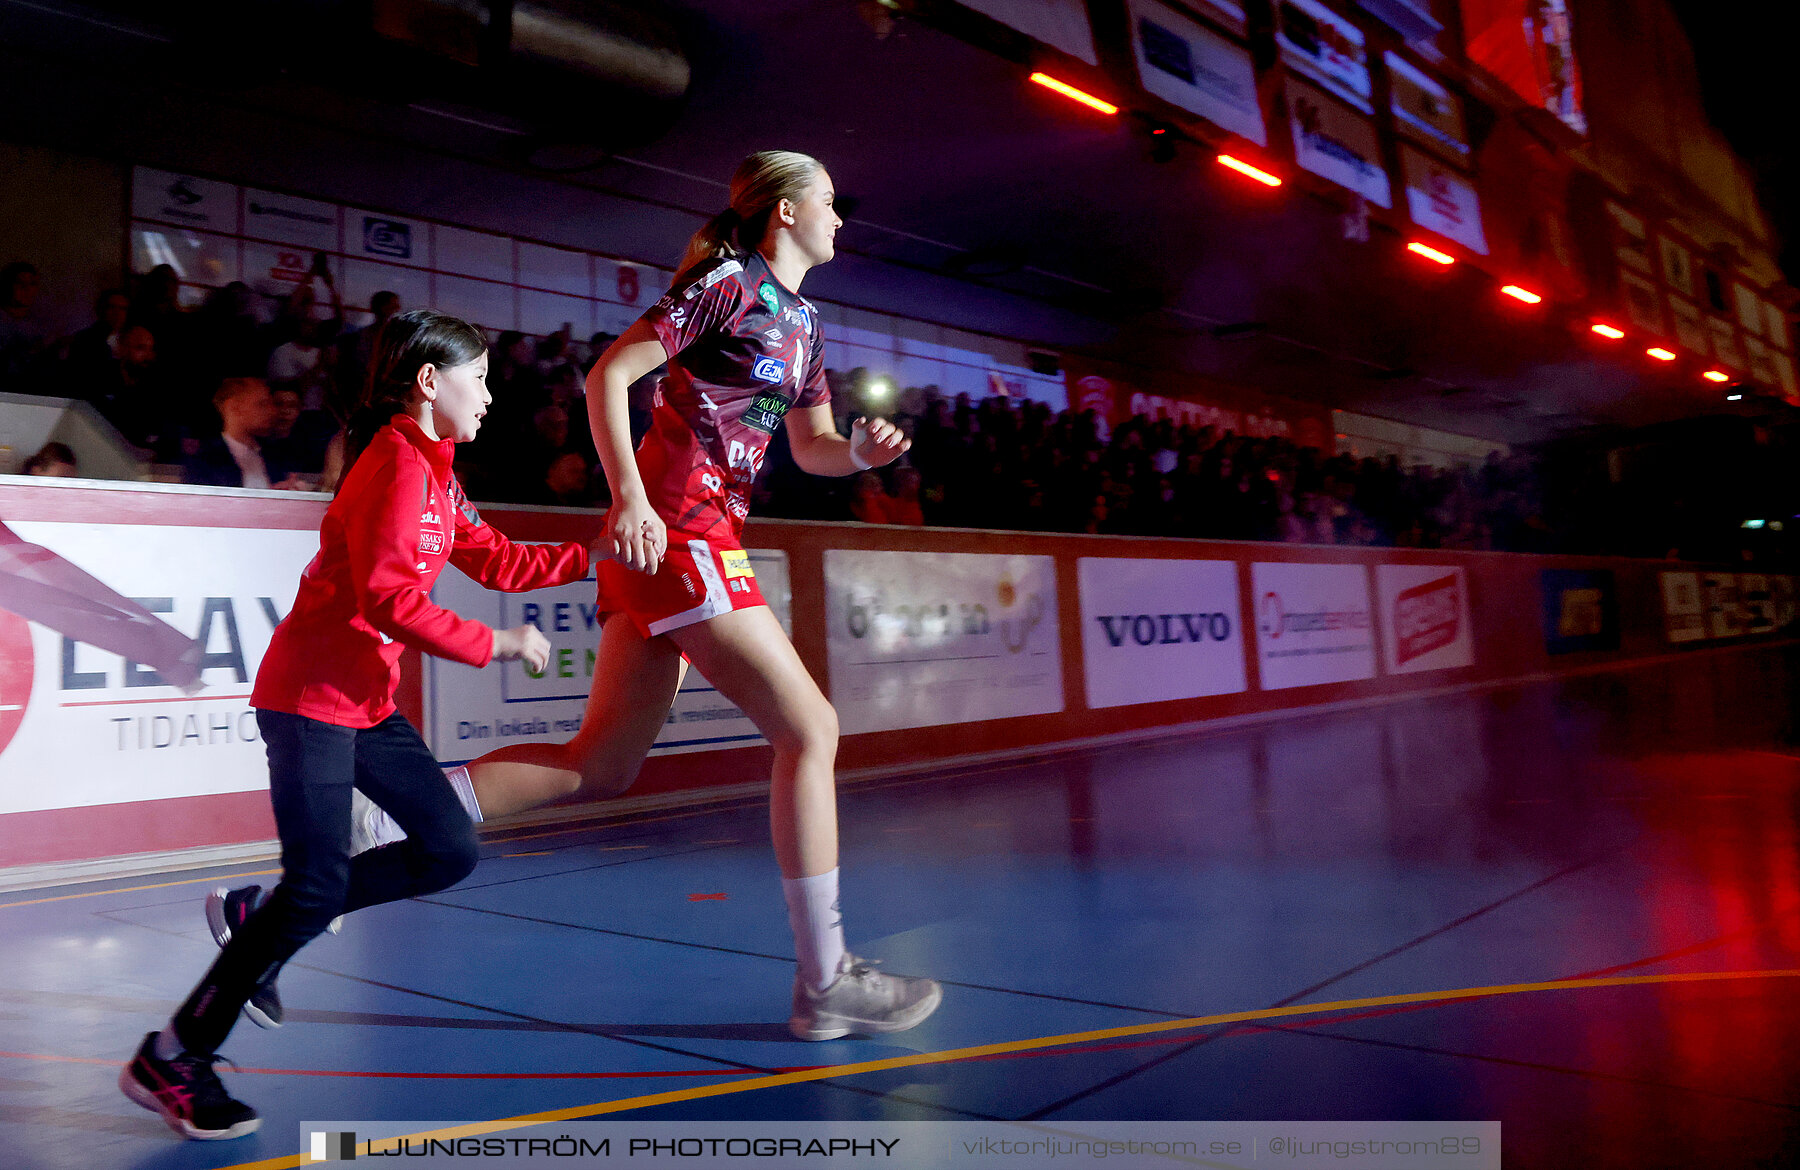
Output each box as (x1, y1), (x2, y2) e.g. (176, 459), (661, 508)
(677, 150), (825, 276)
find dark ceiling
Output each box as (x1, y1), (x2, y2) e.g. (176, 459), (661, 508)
(0, 0), (1765, 443)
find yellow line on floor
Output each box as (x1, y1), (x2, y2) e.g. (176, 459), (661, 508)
(213, 967), (1800, 1170)
(0, 870), (282, 910)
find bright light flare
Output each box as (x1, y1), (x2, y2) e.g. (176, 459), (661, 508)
(1500, 284), (1543, 304)
(1028, 72), (1119, 115)
(1590, 323), (1626, 340)
(1407, 242), (1455, 265)
(1703, 370), (1731, 383)
(1646, 347), (1677, 361)
(1216, 154), (1283, 187)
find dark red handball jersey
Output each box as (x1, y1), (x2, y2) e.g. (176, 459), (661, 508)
(639, 250), (832, 543)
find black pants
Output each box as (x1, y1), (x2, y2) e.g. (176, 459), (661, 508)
(173, 709), (479, 1055)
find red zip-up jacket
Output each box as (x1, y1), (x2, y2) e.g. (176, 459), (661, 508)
(252, 413), (589, 727)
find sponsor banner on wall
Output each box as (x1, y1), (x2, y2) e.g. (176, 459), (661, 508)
(1077, 558), (1246, 708)
(1670, 296), (1707, 355)
(349, 207), (426, 267)
(1747, 337), (1779, 388)
(1400, 146), (1488, 255)
(1541, 569), (1619, 655)
(130, 223), (242, 292)
(1774, 351), (1799, 404)
(1772, 575), (1797, 630)
(424, 550), (791, 761)
(1659, 235), (1696, 299)
(1128, 0), (1266, 146)
(1660, 571), (1707, 644)
(959, 0), (1097, 64)
(132, 167), (240, 233)
(1734, 284), (1765, 336)
(1251, 562), (1376, 689)
(1708, 317), (1746, 372)
(0, 522), (315, 815)
(1374, 564), (1473, 674)
(1385, 52), (1468, 159)
(1737, 573), (1776, 635)
(1764, 300), (1790, 352)
(825, 550), (1062, 735)
(1277, 0), (1372, 112)
(1702, 573), (1745, 638)
(244, 188), (340, 253)
(1607, 202), (1652, 273)
(1620, 271), (1665, 337)
(1289, 81), (1392, 207)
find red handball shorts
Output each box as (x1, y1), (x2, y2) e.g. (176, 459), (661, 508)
(597, 532), (767, 638)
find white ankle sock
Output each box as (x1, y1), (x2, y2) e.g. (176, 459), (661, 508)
(782, 868), (846, 992)
(356, 767), (480, 854)
(445, 765), (484, 823)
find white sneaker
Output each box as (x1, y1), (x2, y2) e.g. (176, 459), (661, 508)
(788, 954), (942, 1041)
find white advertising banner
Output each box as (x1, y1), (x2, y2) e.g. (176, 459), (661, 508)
(1709, 316), (1746, 372)
(825, 550), (1062, 735)
(1385, 52), (1467, 159)
(349, 208), (427, 268)
(1670, 296), (1707, 356)
(1277, 0), (1372, 112)
(1251, 562), (1376, 689)
(1374, 564), (1474, 675)
(1400, 146), (1489, 255)
(0, 522), (316, 814)
(424, 550), (791, 761)
(1077, 558), (1246, 708)
(132, 167), (240, 233)
(1659, 235), (1696, 299)
(1289, 81), (1392, 208)
(1128, 0), (1266, 146)
(243, 188), (340, 253)
(1702, 573), (1744, 638)
(1660, 571), (1707, 643)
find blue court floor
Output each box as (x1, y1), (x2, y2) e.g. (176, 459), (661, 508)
(3, 644), (1800, 1169)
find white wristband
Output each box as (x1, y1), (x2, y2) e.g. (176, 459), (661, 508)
(847, 419), (873, 471)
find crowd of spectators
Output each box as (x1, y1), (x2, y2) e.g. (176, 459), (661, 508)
(754, 379), (1549, 551)
(2, 255), (1779, 560)
(0, 256), (622, 502)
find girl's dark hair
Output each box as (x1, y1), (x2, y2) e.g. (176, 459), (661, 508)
(340, 309), (486, 483)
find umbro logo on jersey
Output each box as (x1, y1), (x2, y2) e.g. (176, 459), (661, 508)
(763, 327), (783, 342)
(752, 356), (787, 384)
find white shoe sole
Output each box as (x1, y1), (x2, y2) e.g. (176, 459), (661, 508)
(203, 888), (234, 948)
(118, 1064), (261, 1140)
(789, 980), (943, 1041)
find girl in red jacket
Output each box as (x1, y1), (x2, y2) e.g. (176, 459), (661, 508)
(121, 310), (589, 1141)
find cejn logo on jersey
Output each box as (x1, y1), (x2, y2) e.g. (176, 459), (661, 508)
(751, 356), (786, 385)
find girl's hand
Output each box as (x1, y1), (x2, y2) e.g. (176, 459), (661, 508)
(491, 624), (551, 674)
(853, 417), (911, 469)
(603, 495), (666, 575)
